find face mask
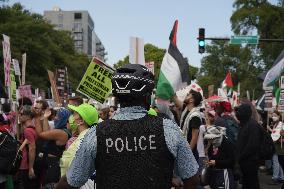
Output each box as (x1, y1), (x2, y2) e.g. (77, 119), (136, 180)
(69, 115), (78, 131)
(272, 116), (279, 122)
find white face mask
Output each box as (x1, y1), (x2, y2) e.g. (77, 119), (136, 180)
(272, 116), (279, 122)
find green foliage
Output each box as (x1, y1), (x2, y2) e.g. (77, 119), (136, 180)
(0, 3), (89, 92)
(144, 43), (166, 84)
(113, 43), (166, 84)
(197, 0), (284, 99)
(231, 0), (284, 68)
(197, 41), (263, 98)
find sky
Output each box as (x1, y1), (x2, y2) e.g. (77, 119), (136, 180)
(5, 0), (278, 68)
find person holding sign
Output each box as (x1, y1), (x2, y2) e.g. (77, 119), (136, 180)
(267, 111), (284, 185)
(55, 64), (199, 189)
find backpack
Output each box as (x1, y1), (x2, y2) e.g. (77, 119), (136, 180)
(223, 117), (240, 145)
(0, 132), (22, 174)
(259, 127), (275, 160)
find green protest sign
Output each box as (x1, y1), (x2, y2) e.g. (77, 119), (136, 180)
(77, 58), (114, 103)
(10, 66), (17, 102)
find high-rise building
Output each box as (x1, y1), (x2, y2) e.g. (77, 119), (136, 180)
(44, 7), (107, 61)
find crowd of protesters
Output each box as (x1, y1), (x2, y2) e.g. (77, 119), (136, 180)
(0, 65), (283, 189)
(0, 96), (115, 189)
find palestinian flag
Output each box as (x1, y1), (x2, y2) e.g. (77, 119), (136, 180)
(263, 53), (284, 88)
(156, 20), (190, 100)
(222, 72), (233, 88)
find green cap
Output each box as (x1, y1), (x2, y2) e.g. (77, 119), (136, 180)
(68, 103), (98, 126)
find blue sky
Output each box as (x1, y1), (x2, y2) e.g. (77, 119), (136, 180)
(6, 0), (278, 68)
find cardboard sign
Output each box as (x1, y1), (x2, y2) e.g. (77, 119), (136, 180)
(18, 85), (33, 102)
(47, 70), (61, 105)
(2, 34), (11, 86)
(77, 57), (114, 103)
(10, 66), (17, 102)
(279, 77), (284, 112)
(129, 37), (145, 65)
(264, 86), (273, 111)
(56, 68), (66, 98)
(22, 53), (26, 85)
(12, 59), (21, 76)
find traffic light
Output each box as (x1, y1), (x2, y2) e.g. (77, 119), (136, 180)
(198, 28), (205, 53)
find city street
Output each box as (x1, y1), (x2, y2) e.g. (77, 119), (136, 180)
(259, 171), (282, 189)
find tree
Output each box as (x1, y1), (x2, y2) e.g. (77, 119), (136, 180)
(113, 43), (165, 84)
(0, 3), (89, 93)
(231, 0), (284, 68)
(197, 40), (263, 98)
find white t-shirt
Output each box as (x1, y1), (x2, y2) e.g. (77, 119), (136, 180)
(197, 125), (206, 158)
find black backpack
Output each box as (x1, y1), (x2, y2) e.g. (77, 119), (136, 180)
(259, 127), (275, 160)
(0, 132), (22, 174)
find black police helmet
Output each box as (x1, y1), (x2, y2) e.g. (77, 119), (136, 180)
(112, 64), (155, 98)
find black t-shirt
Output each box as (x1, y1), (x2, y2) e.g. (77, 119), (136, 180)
(208, 137), (235, 169)
(180, 110), (201, 160)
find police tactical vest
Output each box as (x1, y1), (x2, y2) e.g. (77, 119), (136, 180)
(96, 115), (174, 189)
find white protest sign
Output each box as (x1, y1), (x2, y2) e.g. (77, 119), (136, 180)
(129, 37), (145, 66)
(2, 34), (11, 86)
(12, 59), (21, 76)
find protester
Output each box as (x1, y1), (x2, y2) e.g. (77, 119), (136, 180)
(267, 111), (284, 185)
(0, 113), (10, 189)
(204, 125), (235, 189)
(34, 100), (49, 116)
(68, 96), (83, 106)
(15, 105), (37, 189)
(156, 103), (175, 120)
(109, 105), (117, 118)
(236, 103), (262, 189)
(60, 103), (98, 189)
(196, 110), (212, 189)
(64, 115), (79, 150)
(214, 102), (240, 145)
(98, 107), (110, 123)
(197, 110), (215, 175)
(55, 64), (199, 189)
(35, 108), (71, 189)
(170, 104), (181, 125)
(240, 97), (261, 124)
(18, 97), (32, 108)
(174, 89), (203, 161)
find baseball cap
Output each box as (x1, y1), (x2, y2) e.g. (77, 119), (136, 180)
(68, 103), (98, 126)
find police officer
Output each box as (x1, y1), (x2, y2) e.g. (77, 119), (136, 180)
(55, 64), (199, 189)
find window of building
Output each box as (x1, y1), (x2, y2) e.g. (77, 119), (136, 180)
(74, 13), (82, 19)
(73, 22), (82, 32)
(74, 40), (83, 47)
(73, 33), (83, 40)
(58, 24), (63, 29)
(58, 13), (63, 23)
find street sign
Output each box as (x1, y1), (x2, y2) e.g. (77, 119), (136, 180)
(230, 35), (259, 45)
